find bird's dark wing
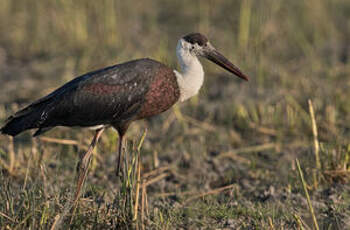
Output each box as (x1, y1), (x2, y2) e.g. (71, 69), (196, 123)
(1, 58), (169, 136)
(9, 63), (119, 119)
(41, 58), (166, 127)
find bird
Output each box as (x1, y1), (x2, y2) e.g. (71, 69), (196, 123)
(1, 32), (249, 200)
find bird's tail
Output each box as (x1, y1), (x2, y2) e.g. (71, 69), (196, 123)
(1, 105), (45, 137)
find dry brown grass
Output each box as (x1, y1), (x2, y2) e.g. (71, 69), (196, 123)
(0, 0), (350, 229)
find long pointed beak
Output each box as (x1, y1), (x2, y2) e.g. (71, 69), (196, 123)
(204, 48), (249, 81)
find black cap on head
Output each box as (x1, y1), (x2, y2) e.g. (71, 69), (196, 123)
(183, 33), (208, 46)
(182, 32), (250, 81)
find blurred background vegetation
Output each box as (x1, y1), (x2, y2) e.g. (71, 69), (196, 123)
(0, 0), (350, 229)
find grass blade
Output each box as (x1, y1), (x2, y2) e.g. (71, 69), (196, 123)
(296, 158), (320, 230)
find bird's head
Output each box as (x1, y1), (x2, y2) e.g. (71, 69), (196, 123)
(176, 33), (249, 81)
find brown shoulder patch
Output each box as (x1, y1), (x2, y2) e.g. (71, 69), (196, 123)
(137, 66), (180, 119)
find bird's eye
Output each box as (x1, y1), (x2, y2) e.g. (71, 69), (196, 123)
(190, 46), (194, 50)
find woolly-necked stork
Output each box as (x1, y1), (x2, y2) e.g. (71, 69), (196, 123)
(1, 33), (249, 199)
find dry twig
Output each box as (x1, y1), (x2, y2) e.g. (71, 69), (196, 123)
(183, 184), (237, 205)
(39, 136), (80, 146)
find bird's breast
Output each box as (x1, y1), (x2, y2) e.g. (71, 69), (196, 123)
(137, 67), (180, 119)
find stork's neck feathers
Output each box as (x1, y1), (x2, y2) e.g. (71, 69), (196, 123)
(174, 39), (204, 102)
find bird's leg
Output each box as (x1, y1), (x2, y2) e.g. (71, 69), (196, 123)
(74, 128), (104, 203)
(114, 123), (129, 177)
(116, 134), (124, 177)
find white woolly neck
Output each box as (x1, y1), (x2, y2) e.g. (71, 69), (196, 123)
(174, 39), (205, 102)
